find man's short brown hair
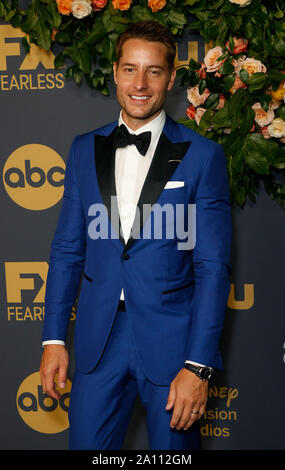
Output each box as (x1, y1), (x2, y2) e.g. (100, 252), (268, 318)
(115, 21), (176, 70)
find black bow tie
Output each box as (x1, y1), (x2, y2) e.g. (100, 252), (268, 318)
(114, 124), (151, 156)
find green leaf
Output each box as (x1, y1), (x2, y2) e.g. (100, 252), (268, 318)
(239, 107), (254, 135)
(204, 93), (220, 110)
(198, 109), (212, 131)
(21, 36), (30, 54)
(245, 151), (270, 174)
(73, 67), (83, 85)
(268, 70), (285, 82)
(33, 19), (51, 50)
(47, 1), (61, 29)
(275, 38), (285, 56)
(239, 68), (249, 83)
(218, 62), (234, 75)
(86, 23), (106, 44)
(102, 10), (116, 33)
(212, 104), (231, 130)
(54, 51), (66, 69)
(259, 93), (271, 111)
(55, 29), (73, 43)
(168, 10), (187, 27)
(102, 36), (115, 63)
(232, 180), (247, 207)
(199, 79), (207, 94)
(22, 5), (38, 31)
(10, 13), (22, 28)
(0, 3), (6, 16)
(131, 6), (153, 22)
(184, 0), (200, 6)
(278, 105), (285, 121)
(247, 72), (267, 85)
(223, 74), (235, 92)
(5, 9), (16, 22)
(189, 58), (201, 71)
(247, 133), (269, 156)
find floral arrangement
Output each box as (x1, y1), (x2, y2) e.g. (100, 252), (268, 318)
(0, 0), (284, 208)
(178, 41), (285, 208)
(177, 0), (285, 209)
(56, 0), (166, 18)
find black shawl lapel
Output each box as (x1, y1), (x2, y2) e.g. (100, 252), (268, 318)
(94, 126), (125, 247)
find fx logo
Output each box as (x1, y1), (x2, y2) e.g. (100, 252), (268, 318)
(5, 262), (48, 304)
(0, 25), (55, 71)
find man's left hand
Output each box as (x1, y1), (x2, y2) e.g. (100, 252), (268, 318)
(165, 368), (208, 430)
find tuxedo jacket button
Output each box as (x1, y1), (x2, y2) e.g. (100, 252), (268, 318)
(121, 253), (130, 260)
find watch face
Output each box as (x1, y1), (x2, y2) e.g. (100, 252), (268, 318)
(200, 368), (212, 380)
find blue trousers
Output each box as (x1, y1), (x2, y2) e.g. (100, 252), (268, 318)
(68, 306), (201, 450)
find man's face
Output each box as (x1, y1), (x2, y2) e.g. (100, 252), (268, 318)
(113, 38), (176, 130)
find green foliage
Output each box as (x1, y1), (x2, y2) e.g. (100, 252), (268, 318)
(178, 0), (285, 209)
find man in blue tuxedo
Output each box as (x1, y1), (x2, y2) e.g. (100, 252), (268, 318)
(40, 21), (232, 450)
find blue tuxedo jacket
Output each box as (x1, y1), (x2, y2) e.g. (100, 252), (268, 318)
(42, 114), (232, 385)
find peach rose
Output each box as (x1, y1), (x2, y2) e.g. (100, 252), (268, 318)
(91, 0), (107, 9)
(204, 46), (225, 73)
(56, 0), (72, 15)
(226, 37), (248, 54)
(187, 85), (210, 107)
(229, 75), (247, 94)
(148, 0), (166, 12)
(186, 105), (196, 120)
(195, 107), (207, 126)
(251, 102), (274, 127)
(112, 0), (132, 10)
(240, 57), (267, 75)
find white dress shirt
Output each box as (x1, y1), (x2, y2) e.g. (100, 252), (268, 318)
(43, 110), (204, 367)
(116, 109), (166, 299)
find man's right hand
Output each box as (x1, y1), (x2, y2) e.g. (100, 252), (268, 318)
(40, 344), (69, 400)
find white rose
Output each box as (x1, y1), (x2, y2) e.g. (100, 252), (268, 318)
(204, 46), (225, 73)
(240, 57), (267, 75)
(229, 0), (252, 7)
(187, 85), (210, 107)
(71, 0), (92, 18)
(251, 102), (275, 127)
(268, 118), (285, 139)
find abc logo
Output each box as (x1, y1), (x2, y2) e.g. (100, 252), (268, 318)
(16, 371), (72, 434)
(3, 144), (65, 210)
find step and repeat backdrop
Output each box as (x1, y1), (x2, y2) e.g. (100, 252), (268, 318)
(0, 20), (284, 451)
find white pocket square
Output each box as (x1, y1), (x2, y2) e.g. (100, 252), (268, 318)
(164, 181), (185, 189)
